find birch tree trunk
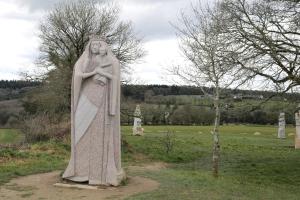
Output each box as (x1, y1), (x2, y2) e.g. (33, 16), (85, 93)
(212, 87), (220, 177)
(173, 1), (243, 177)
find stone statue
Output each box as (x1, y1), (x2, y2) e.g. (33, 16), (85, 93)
(295, 105), (300, 148)
(164, 112), (170, 124)
(132, 105), (143, 136)
(63, 35), (125, 186)
(278, 112), (286, 139)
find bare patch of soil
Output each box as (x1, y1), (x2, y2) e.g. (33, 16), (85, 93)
(127, 162), (168, 172)
(0, 165), (161, 200)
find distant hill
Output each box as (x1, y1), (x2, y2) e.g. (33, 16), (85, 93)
(0, 80), (299, 126)
(0, 80), (40, 127)
(121, 84), (300, 102)
(0, 80), (40, 89)
(0, 80), (298, 102)
(0, 80), (41, 101)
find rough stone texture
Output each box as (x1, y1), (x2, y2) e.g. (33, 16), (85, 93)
(63, 36), (125, 186)
(295, 107), (300, 149)
(133, 105), (144, 136)
(278, 112), (286, 139)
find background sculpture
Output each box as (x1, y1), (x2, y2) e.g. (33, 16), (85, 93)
(295, 105), (300, 149)
(133, 105), (143, 136)
(63, 36), (125, 186)
(278, 113), (286, 139)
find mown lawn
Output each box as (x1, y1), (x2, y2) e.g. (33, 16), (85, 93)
(1, 125), (300, 200)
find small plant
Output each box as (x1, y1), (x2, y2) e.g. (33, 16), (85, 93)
(20, 113), (51, 143)
(121, 135), (134, 153)
(160, 130), (176, 154)
(120, 177), (129, 186)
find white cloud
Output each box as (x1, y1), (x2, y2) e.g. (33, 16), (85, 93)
(0, 0), (203, 83)
(120, 0), (198, 41)
(132, 38), (185, 85)
(0, 1), (40, 80)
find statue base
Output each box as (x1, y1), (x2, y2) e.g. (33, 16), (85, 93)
(133, 128), (144, 136)
(62, 169), (126, 187)
(54, 183), (98, 190)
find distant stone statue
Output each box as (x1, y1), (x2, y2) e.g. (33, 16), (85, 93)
(278, 112), (286, 139)
(63, 35), (125, 186)
(132, 105), (143, 136)
(295, 105), (300, 149)
(164, 112), (170, 124)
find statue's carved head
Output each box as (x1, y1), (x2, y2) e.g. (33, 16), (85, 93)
(90, 40), (101, 54)
(89, 35), (108, 56)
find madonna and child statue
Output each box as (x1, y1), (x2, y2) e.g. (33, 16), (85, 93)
(63, 35), (125, 186)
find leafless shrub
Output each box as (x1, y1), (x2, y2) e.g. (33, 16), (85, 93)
(20, 113), (70, 143)
(160, 130), (176, 154)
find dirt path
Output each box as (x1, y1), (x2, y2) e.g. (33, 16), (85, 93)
(0, 163), (165, 200)
(127, 162), (168, 172)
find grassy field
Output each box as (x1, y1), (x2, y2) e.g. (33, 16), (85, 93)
(0, 129), (23, 144)
(123, 125), (300, 200)
(1, 125), (300, 199)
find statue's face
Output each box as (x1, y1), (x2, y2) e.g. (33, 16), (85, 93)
(99, 41), (107, 56)
(90, 41), (101, 54)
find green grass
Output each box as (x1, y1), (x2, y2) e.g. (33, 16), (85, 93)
(122, 125), (300, 200)
(1, 125), (300, 199)
(0, 141), (69, 185)
(0, 129), (23, 144)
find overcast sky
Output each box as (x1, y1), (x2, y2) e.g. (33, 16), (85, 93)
(0, 0), (204, 84)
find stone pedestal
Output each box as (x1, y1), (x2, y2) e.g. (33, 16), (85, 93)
(278, 112), (286, 139)
(295, 110), (300, 149)
(133, 105), (144, 136)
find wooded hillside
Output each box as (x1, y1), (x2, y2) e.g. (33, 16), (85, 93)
(0, 80), (299, 127)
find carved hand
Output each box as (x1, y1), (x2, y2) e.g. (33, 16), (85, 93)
(96, 68), (104, 74)
(96, 68), (113, 79)
(81, 70), (97, 79)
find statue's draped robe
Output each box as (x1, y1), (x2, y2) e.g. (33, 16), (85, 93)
(63, 42), (123, 186)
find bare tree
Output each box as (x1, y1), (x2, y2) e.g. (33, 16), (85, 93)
(39, 0), (144, 73)
(222, 0), (300, 91)
(173, 1), (246, 177)
(26, 0), (144, 114)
